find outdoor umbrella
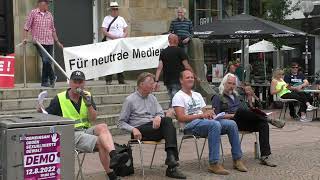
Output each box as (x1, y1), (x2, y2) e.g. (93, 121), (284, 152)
(234, 40), (295, 81)
(194, 14), (305, 81)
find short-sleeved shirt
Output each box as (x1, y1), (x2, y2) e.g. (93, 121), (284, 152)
(284, 73), (306, 87)
(159, 46), (188, 85)
(172, 90), (206, 116)
(46, 89), (96, 116)
(101, 15), (127, 40)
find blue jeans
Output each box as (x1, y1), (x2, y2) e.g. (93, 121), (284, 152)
(166, 83), (181, 107)
(35, 44), (55, 85)
(185, 119), (242, 164)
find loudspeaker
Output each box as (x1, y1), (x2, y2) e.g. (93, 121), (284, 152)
(0, 0), (14, 54)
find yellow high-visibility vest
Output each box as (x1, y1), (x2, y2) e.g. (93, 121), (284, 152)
(58, 90), (91, 129)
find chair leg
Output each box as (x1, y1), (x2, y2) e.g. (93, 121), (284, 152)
(283, 103), (288, 119)
(178, 137), (185, 155)
(279, 104), (284, 119)
(192, 136), (201, 170)
(75, 151), (85, 180)
(240, 134), (244, 145)
(220, 138), (225, 164)
(149, 144), (157, 169)
(137, 140), (145, 177)
(255, 132), (261, 159)
(199, 138), (206, 160)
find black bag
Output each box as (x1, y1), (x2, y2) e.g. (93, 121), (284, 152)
(113, 143), (134, 177)
(102, 16), (118, 42)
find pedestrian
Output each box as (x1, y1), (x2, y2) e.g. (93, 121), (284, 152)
(118, 72), (186, 179)
(173, 70), (247, 175)
(169, 7), (193, 53)
(37, 70), (128, 180)
(284, 62), (316, 119)
(101, 1), (128, 85)
(213, 73), (284, 167)
(24, 0), (63, 88)
(155, 34), (195, 107)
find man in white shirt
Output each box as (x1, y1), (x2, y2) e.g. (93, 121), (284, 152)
(101, 1), (128, 84)
(172, 70), (247, 175)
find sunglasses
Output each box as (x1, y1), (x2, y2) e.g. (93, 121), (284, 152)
(111, 8), (119, 11)
(291, 67), (299, 69)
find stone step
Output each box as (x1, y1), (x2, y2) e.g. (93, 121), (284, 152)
(0, 100), (171, 117)
(0, 92), (169, 111)
(0, 83), (167, 100)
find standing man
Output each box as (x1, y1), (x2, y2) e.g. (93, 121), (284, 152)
(118, 72), (186, 179)
(101, 1), (128, 85)
(284, 62), (316, 119)
(38, 71), (129, 180)
(155, 34), (194, 107)
(173, 70), (247, 175)
(24, 0), (63, 88)
(169, 7), (193, 53)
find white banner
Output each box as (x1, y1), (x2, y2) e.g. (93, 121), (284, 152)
(63, 35), (169, 80)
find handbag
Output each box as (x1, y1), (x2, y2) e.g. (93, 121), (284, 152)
(101, 16), (118, 42)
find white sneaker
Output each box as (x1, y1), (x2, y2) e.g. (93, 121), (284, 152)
(306, 105), (317, 111)
(300, 115), (312, 122)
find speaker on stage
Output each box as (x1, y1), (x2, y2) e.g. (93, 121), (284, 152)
(0, 0), (14, 54)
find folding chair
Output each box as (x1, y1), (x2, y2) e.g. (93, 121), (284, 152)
(239, 131), (260, 159)
(178, 130), (224, 170)
(128, 139), (164, 176)
(278, 97), (298, 119)
(75, 148), (98, 180)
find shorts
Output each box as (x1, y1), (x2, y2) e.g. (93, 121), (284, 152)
(74, 126), (98, 152)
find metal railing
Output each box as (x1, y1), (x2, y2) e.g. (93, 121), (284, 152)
(16, 40), (68, 87)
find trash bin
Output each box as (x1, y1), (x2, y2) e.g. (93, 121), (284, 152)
(0, 54), (15, 88)
(0, 113), (75, 180)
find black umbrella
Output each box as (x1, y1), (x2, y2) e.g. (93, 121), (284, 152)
(194, 14), (306, 39)
(194, 14), (306, 82)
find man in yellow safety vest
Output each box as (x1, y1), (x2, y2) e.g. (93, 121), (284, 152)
(39, 70), (128, 180)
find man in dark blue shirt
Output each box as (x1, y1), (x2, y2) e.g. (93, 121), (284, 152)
(284, 62), (315, 119)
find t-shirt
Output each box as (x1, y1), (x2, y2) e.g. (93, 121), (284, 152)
(284, 73), (306, 87)
(159, 46), (188, 85)
(101, 15), (127, 40)
(172, 90), (206, 115)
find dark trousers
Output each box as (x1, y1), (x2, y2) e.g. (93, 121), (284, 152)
(281, 92), (307, 115)
(131, 117), (179, 160)
(105, 73), (125, 84)
(35, 44), (55, 85)
(234, 109), (271, 157)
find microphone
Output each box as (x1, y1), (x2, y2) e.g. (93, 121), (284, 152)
(75, 88), (85, 96)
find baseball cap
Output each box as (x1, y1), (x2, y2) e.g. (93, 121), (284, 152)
(70, 71), (85, 80)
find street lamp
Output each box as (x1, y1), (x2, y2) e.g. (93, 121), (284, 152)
(300, 0), (314, 76)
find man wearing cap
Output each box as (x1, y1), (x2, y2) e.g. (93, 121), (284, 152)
(37, 71), (128, 180)
(101, 1), (128, 85)
(24, 0), (63, 88)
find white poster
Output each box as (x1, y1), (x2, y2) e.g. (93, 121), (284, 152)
(63, 35), (169, 80)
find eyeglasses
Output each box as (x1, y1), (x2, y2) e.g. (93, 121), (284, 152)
(291, 67), (299, 69)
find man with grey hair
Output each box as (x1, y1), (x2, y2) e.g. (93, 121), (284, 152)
(169, 7), (193, 52)
(118, 72), (186, 179)
(212, 73), (283, 167)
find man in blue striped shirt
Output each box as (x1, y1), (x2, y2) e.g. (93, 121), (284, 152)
(169, 7), (193, 52)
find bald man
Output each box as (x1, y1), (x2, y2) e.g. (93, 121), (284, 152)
(155, 34), (194, 107)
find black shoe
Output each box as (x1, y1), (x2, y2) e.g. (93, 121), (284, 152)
(165, 154), (179, 167)
(166, 167), (186, 179)
(50, 76), (57, 88)
(106, 80), (112, 85)
(107, 171), (121, 180)
(41, 83), (50, 87)
(118, 81), (126, 84)
(290, 114), (299, 121)
(109, 152), (129, 169)
(260, 156), (277, 167)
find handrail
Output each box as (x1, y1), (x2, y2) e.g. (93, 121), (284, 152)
(16, 41), (69, 88)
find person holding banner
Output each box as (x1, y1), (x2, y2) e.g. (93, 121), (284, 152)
(37, 71), (128, 180)
(118, 72), (186, 179)
(23, 0), (63, 88)
(101, 1), (128, 85)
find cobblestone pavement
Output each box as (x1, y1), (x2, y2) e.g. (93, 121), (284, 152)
(79, 112), (320, 180)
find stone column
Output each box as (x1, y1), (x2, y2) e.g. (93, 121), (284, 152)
(189, 38), (215, 103)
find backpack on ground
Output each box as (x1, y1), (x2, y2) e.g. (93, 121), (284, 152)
(114, 143), (134, 177)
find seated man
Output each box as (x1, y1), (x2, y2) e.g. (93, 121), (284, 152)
(38, 71), (128, 180)
(172, 70), (247, 175)
(213, 73), (283, 167)
(117, 72), (186, 179)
